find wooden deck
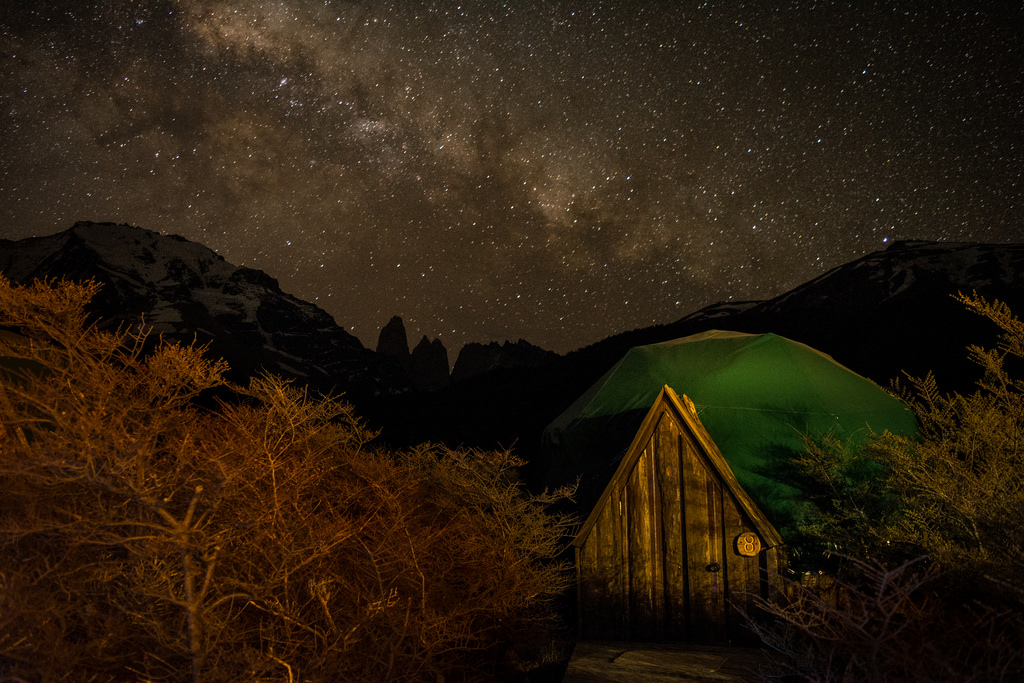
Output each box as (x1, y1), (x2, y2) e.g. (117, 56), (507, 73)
(562, 641), (777, 682)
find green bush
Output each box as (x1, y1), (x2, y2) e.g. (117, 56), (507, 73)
(751, 293), (1024, 681)
(793, 293), (1024, 590)
(0, 277), (574, 682)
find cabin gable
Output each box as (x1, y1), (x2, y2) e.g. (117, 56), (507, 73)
(573, 386), (784, 642)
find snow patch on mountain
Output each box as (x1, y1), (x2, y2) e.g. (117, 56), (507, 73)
(751, 241), (1024, 315)
(0, 222), (408, 399)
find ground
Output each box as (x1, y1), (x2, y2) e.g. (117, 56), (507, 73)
(561, 641), (777, 682)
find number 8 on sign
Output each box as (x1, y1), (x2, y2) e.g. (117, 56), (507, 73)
(736, 531), (761, 557)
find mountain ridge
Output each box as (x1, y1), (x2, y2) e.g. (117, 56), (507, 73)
(367, 239), (1024, 475)
(4, 222), (1024, 471)
(0, 222), (407, 400)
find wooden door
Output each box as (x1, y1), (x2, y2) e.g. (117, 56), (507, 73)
(680, 434), (728, 640)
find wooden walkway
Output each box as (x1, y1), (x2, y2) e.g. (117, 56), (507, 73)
(562, 641), (777, 682)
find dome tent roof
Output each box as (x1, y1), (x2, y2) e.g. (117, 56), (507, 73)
(543, 330), (918, 534)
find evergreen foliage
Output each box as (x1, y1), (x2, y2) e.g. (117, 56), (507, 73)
(794, 293), (1024, 591)
(752, 293), (1024, 681)
(0, 277), (575, 682)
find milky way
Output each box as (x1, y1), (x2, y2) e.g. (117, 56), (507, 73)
(2, 2), (1022, 354)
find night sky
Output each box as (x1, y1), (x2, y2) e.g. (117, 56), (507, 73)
(2, 2), (1022, 355)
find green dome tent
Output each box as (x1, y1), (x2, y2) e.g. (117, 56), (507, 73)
(542, 330), (918, 535)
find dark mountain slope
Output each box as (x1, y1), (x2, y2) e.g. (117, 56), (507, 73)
(4, 225), (1022, 479)
(370, 240), (1024, 487)
(686, 241), (1024, 388)
(0, 222), (408, 400)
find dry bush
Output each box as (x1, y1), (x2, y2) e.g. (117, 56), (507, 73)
(748, 556), (1024, 682)
(0, 276), (574, 682)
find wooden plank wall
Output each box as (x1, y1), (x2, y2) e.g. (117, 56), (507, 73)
(577, 407), (781, 642)
(656, 414), (687, 639)
(627, 442), (661, 639)
(577, 486), (628, 639)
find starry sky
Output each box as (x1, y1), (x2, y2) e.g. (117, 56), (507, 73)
(2, 2), (1022, 355)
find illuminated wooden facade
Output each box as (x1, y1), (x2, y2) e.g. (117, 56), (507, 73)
(572, 386), (785, 642)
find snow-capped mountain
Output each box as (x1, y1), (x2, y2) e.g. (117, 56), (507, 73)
(705, 240), (1024, 388)
(5, 224), (1023, 456)
(0, 222), (407, 399)
(748, 240), (1024, 315)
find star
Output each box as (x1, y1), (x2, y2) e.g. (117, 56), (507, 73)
(1, 2), (1022, 354)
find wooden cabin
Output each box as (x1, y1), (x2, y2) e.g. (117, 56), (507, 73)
(547, 332), (917, 644)
(572, 385), (785, 643)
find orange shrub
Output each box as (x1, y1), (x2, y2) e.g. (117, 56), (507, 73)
(0, 277), (574, 682)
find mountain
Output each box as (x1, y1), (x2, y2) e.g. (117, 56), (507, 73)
(664, 240), (1024, 389)
(451, 339), (560, 383)
(4, 225), (1023, 480)
(376, 316), (413, 370)
(374, 316), (453, 392)
(369, 240), (1024, 486)
(410, 336), (451, 393)
(556, 240), (1024, 399)
(0, 222), (408, 400)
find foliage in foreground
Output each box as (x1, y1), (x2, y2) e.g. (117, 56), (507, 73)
(752, 293), (1024, 681)
(750, 556), (1024, 682)
(0, 277), (575, 682)
(794, 293), (1024, 587)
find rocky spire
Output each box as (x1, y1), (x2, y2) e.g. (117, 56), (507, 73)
(410, 335), (450, 392)
(376, 316), (411, 371)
